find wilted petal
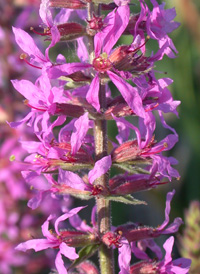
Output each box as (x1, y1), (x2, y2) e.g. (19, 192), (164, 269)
(159, 190), (175, 231)
(162, 217), (183, 234)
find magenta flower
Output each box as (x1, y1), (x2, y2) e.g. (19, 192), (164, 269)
(135, 0), (180, 59)
(112, 114), (179, 181)
(116, 190), (183, 242)
(12, 26), (59, 70)
(15, 207), (85, 274)
(47, 5), (146, 118)
(10, 72), (66, 131)
(22, 155), (111, 209)
(119, 236), (191, 274)
(159, 236), (191, 274)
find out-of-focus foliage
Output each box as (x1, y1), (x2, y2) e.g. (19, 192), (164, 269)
(178, 200), (200, 273)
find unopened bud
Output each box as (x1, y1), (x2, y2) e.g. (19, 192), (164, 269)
(60, 230), (98, 247)
(115, 224), (156, 242)
(49, 0), (86, 9)
(101, 3), (117, 10)
(109, 174), (159, 195)
(57, 22), (86, 41)
(54, 103), (85, 118)
(72, 261), (99, 274)
(93, 0), (114, 3)
(112, 140), (141, 163)
(130, 260), (158, 274)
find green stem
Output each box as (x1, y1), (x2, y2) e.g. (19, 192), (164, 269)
(86, 3), (114, 273)
(94, 84), (114, 274)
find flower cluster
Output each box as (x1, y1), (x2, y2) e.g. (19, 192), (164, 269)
(6, 0), (192, 273)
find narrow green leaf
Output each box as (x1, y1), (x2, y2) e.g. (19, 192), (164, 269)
(113, 163), (150, 174)
(106, 194), (147, 205)
(68, 244), (100, 270)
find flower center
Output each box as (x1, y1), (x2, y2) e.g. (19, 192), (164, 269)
(93, 52), (112, 73)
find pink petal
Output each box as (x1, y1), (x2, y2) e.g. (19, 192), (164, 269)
(42, 215), (57, 241)
(11, 79), (44, 106)
(86, 74), (100, 111)
(58, 170), (86, 191)
(16, 239), (58, 252)
(163, 236), (174, 264)
(55, 207), (86, 235)
(60, 242), (79, 260)
(108, 71), (145, 118)
(71, 113), (89, 155)
(103, 5), (130, 54)
(88, 155), (112, 184)
(55, 251), (68, 274)
(48, 63), (91, 79)
(12, 27), (46, 63)
(118, 241), (131, 274)
(39, 0), (53, 27)
(159, 190), (175, 230)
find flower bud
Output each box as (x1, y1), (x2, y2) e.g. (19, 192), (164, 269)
(53, 103), (85, 118)
(101, 3), (117, 10)
(109, 174), (160, 195)
(109, 40), (151, 75)
(57, 22), (86, 41)
(71, 261), (100, 274)
(60, 230), (98, 247)
(105, 96), (134, 119)
(49, 0), (86, 9)
(111, 140), (141, 163)
(92, 0), (114, 4)
(115, 224), (156, 242)
(129, 260), (158, 274)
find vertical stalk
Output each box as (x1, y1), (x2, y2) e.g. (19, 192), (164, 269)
(87, 3), (114, 274)
(94, 84), (114, 274)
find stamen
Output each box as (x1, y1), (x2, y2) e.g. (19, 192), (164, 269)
(23, 99), (46, 111)
(90, 185), (104, 196)
(20, 53), (42, 69)
(141, 143), (168, 156)
(145, 103), (159, 112)
(130, 35), (150, 54)
(30, 26), (50, 36)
